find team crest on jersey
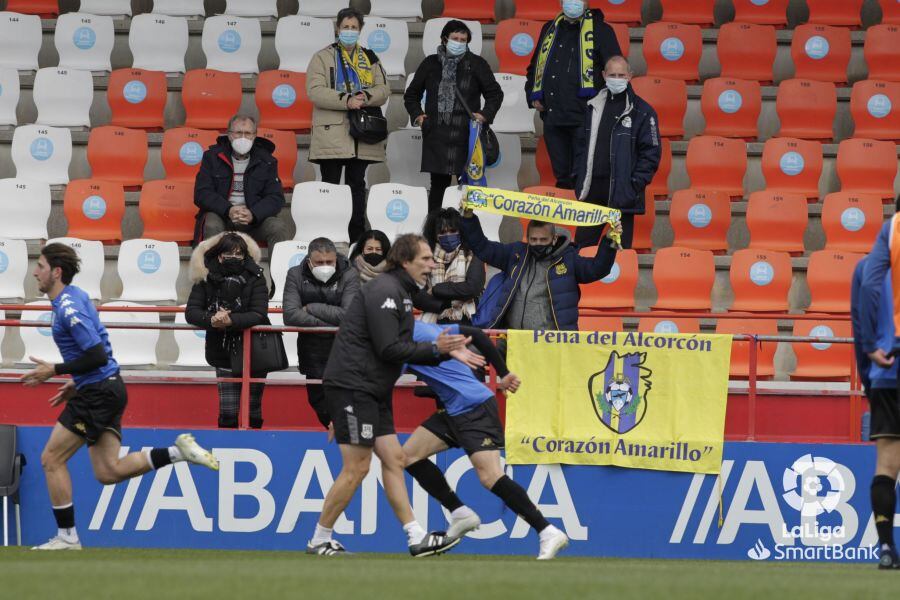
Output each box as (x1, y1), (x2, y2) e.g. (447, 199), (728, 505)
(360, 424), (373, 439)
(587, 351), (651, 434)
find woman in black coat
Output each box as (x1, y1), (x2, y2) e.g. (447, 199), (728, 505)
(185, 232), (271, 429)
(404, 19), (503, 213)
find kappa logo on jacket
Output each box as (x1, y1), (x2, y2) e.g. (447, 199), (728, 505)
(381, 298), (397, 310)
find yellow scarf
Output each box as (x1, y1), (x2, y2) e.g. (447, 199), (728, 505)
(530, 11), (596, 101)
(337, 44), (374, 91)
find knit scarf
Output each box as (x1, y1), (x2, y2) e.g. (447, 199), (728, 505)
(530, 10), (596, 102)
(437, 45), (464, 125)
(354, 254), (387, 285)
(335, 43), (374, 93)
(420, 246), (477, 324)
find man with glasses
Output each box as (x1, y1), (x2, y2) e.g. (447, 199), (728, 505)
(193, 113), (289, 257)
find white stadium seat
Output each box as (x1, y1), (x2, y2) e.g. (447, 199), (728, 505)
(151, 0), (205, 17)
(269, 240), (309, 303)
(422, 18), (483, 56)
(275, 16), (334, 73)
(0, 238), (27, 299)
(298, 0), (349, 18)
(11, 125), (73, 185)
(225, 0), (278, 18)
(492, 73), (536, 133)
(366, 183), (429, 242)
(268, 308), (299, 368)
(0, 68), (20, 127)
(129, 13), (189, 74)
(99, 301), (160, 366)
(0, 178), (51, 240)
(291, 182), (353, 244)
(19, 301), (61, 364)
(441, 186), (503, 242)
(370, 0), (423, 19)
(487, 133), (522, 192)
(386, 129), (429, 188)
(45, 237), (105, 300)
(0, 12), (41, 71)
(33, 67), (94, 128)
(79, 0), (132, 16)
(173, 308), (208, 367)
(360, 17), (409, 77)
(55, 13), (115, 72)
(202, 15), (262, 74)
(117, 239), (180, 302)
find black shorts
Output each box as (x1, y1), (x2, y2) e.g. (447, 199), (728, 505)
(421, 397), (504, 456)
(58, 374), (128, 446)
(326, 386), (395, 447)
(870, 387), (900, 439)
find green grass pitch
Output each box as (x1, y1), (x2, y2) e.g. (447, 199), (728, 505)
(1, 547), (894, 599)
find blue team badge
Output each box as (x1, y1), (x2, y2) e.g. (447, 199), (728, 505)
(779, 151), (805, 176)
(73, 27), (96, 50)
(510, 33), (535, 57)
(805, 36), (830, 60)
(600, 262), (621, 284)
(179, 142), (204, 166)
(82, 195), (107, 220)
(717, 90), (743, 114)
(138, 250), (161, 274)
(218, 30), (241, 53)
(750, 261), (774, 286)
(272, 84), (297, 108)
(367, 30), (391, 53)
(37, 312), (53, 337)
(288, 252), (306, 268)
(30, 137), (54, 161)
(840, 207), (865, 232)
(0, 250), (8, 274)
(654, 320), (680, 334)
(688, 203), (712, 228)
(867, 94), (892, 119)
(123, 80), (147, 104)
(810, 325), (834, 350)
(588, 351), (651, 435)
(660, 37), (685, 62)
(386, 199), (409, 222)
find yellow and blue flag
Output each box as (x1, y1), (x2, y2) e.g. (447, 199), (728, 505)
(460, 120), (487, 186)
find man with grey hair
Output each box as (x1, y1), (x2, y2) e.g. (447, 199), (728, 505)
(193, 113), (289, 256)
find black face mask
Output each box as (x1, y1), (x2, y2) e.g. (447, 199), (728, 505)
(220, 256), (244, 276)
(530, 244), (553, 260)
(363, 253), (384, 267)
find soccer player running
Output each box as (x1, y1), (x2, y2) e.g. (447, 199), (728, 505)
(23, 243), (220, 550)
(402, 321), (571, 560)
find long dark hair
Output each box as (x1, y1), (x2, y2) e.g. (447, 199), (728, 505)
(204, 233), (250, 264)
(350, 230), (392, 261)
(423, 207), (469, 254)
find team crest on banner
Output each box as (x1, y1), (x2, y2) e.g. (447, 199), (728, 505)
(589, 351), (650, 434)
(460, 120), (486, 186)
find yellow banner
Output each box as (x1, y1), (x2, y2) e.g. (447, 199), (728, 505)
(506, 329), (732, 474)
(461, 186), (621, 228)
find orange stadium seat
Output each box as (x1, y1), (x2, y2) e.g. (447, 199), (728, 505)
(535, 136), (554, 186)
(850, 79), (900, 141)
(495, 20), (544, 75)
(881, 0), (900, 25)
(5, 0), (58, 17)
(87, 126), (148, 189)
(864, 25), (900, 82)
(579, 248), (638, 309)
(651, 246), (715, 310)
(630, 77), (686, 138)
(745, 190), (808, 255)
(642, 22), (702, 82)
(638, 317), (700, 334)
(520, 186), (577, 240)
(255, 70), (313, 132)
(63, 179), (126, 244)
(669, 188), (730, 253)
(806, 249), (864, 313)
(182, 69), (242, 131)
(161, 127), (219, 182)
(729, 248), (792, 313)
(806, 0), (863, 28)
(632, 208), (655, 253)
(591, 0), (642, 25)
(717, 23), (777, 83)
(791, 319), (852, 380)
(791, 24), (851, 84)
(610, 23), (630, 57)
(440, 0), (494, 22)
(659, 0), (714, 26)
(821, 192), (884, 253)
(645, 137), (671, 199)
(578, 314), (624, 332)
(836, 138), (898, 200)
(701, 78), (761, 139)
(686, 136), (747, 198)
(107, 68), (167, 130)
(776, 79), (837, 140)
(258, 128), (298, 190)
(716, 318), (778, 379)
(760, 137), (822, 199)
(732, 0), (788, 27)
(138, 179), (196, 243)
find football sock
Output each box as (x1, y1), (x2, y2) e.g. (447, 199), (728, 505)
(871, 475), (896, 548)
(168, 446), (185, 463)
(311, 524), (333, 546)
(403, 521), (427, 546)
(52, 503), (78, 542)
(405, 459), (464, 511)
(145, 448), (174, 470)
(490, 475), (551, 533)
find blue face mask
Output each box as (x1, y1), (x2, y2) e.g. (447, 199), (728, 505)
(446, 39), (467, 56)
(605, 77), (628, 95)
(562, 0), (585, 19)
(438, 233), (462, 252)
(338, 29), (359, 47)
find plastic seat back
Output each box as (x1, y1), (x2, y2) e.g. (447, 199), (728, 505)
(880, 0), (900, 25)
(775, 79), (837, 140)
(651, 246), (715, 310)
(386, 129), (429, 188)
(850, 79), (900, 141)
(642, 22), (702, 82)
(152, 0), (204, 16)
(0, 12), (41, 70)
(11, 124), (72, 185)
(275, 16), (335, 73)
(717, 22), (777, 83)
(224, 0), (277, 17)
(487, 133), (522, 192)
(760, 137), (822, 199)
(297, 0), (348, 17)
(669, 188), (731, 252)
(20, 301), (62, 363)
(791, 24), (851, 84)
(0, 178), (50, 239)
(269, 240), (309, 303)
(685, 136), (747, 198)
(292, 182), (354, 244)
(440, 0), (494, 22)
(836, 138), (898, 199)
(716, 318), (778, 378)
(255, 70), (312, 132)
(732, 0), (788, 26)
(864, 24), (900, 82)
(495, 20), (544, 76)
(45, 237), (104, 299)
(370, 0), (423, 19)
(701, 77), (761, 139)
(107, 68), (167, 130)
(745, 190), (808, 254)
(183, 69), (243, 131)
(6, 0), (58, 17)
(0, 238), (26, 299)
(729, 248), (792, 313)
(492, 73), (535, 133)
(87, 125), (148, 188)
(0, 68), (21, 127)
(173, 308), (207, 367)
(360, 17), (409, 77)
(129, 13), (188, 73)
(790, 320), (852, 380)
(579, 248), (638, 309)
(821, 192), (883, 253)
(659, 0), (714, 26)
(638, 317), (701, 334)
(806, 250), (865, 313)
(55, 12), (114, 72)
(630, 76), (686, 138)
(63, 179), (125, 243)
(258, 128), (298, 189)
(117, 238), (180, 302)
(201, 15), (262, 74)
(33, 67), (93, 128)
(161, 127), (219, 182)
(138, 179), (196, 243)
(366, 183), (429, 242)
(806, 0), (863, 27)
(99, 301), (160, 366)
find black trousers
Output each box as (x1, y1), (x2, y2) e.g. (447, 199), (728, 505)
(542, 123), (581, 189)
(319, 158), (369, 242)
(574, 213), (635, 249)
(428, 173), (454, 214)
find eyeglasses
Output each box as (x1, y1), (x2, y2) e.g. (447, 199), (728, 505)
(228, 130), (256, 138)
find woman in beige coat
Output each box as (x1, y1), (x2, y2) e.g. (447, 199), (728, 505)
(306, 7), (390, 243)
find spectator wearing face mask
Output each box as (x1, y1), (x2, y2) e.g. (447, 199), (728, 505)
(349, 230), (392, 285)
(283, 237), (360, 430)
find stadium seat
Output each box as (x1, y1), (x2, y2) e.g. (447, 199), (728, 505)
(202, 15), (262, 74)
(850, 79), (900, 141)
(107, 69), (167, 130)
(370, 0), (423, 19)
(255, 70), (312, 132)
(685, 136), (747, 198)
(669, 188), (731, 253)
(298, 0), (350, 19)
(291, 182), (354, 244)
(486, 133), (522, 192)
(44, 237), (104, 299)
(0, 12), (41, 70)
(275, 16), (334, 73)
(535, 135), (554, 186)
(611, 23), (631, 57)
(820, 192), (883, 253)
(745, 190), (808, 255)
(0, 178), (50, 239)
(632, 208), (656, 253)
(422, 19), (483, 56)
(439, 0), (494, 22)
(173, 308), (208, 367)
(716, 318), (778, 379)
(182, 69), (243, 131)
(5, 0), (57, 17)
(151, 0), (204, 16)
(269, 240), (309, 303)
(360, 17), (409, 78)
(441, 186), (503, 242)
(701, 78), (761, 139)
(117, 239), (180, 302)
(0, 238), (27, 299)
(267, 309), (300, 367)
(836, 138), (898, 200)
(717, 23), (777, 83)
(33, 67), (93, 128)
(806, 0), (863, 27)
(386, 129), (429, 188)
(591, 0), (642, 25)
(129, 13), (189, 74)
(11, 125), (72, 185)
(642, 22), (702, 82)
(659, 0), (714, 26)
(86, 126), (147, 189)
(645, 137), (671, 199)
(775, 79), (837, 140)
(366, 183), (429, 242)
(579, 248), (638, 309)
(732, 0), (788, 27)
(651, 246), (715, 310)
(637, 317), (701, 334)
(161, 127), (219, 182)
(138, 179), (196, 243)
(79, 0), (131, 16)
(99, 302), (160, 366)
(494, 20), (543, 77)
(881, 0), (900, 25)
(760, 137), (823, 199)
(791, 24), (851, 84)
(55, 12), (114, 72)
(806, 249), (864, 313)
(790, 320), (852, 380)
(63, 179), (125, 243)
(864, 25), (900, 83)
(258, 128), (298, 189)
(19, 301), (62, 363)
(224, 0), (278, 17)
(729, 248), (792, 313)
(492, 73), (535, 133)
(0, 69), (20, 127)
(629, 76), (686, 138)
(578, 315), (624, 332)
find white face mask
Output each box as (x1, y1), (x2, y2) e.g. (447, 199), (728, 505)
(311, 264), (336, 283)
(605, 77), (628, 95)
(562, 0), (585, 19)
(231, 137), (253, 156)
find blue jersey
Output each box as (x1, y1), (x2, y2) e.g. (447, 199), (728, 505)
(407, 322), (494, 416)
(51, 285), (119, 388)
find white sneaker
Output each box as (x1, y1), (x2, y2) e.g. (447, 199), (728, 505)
(447, 512), (481, 539)
(175, 433), (219, 471)
(31, 536), (82, 551)
(537, 526), (569, 560)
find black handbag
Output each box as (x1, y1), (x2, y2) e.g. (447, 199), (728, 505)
(336, 47), (388, 145)
(230, 330), (289, 376)
(453, 83), (500, 167)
